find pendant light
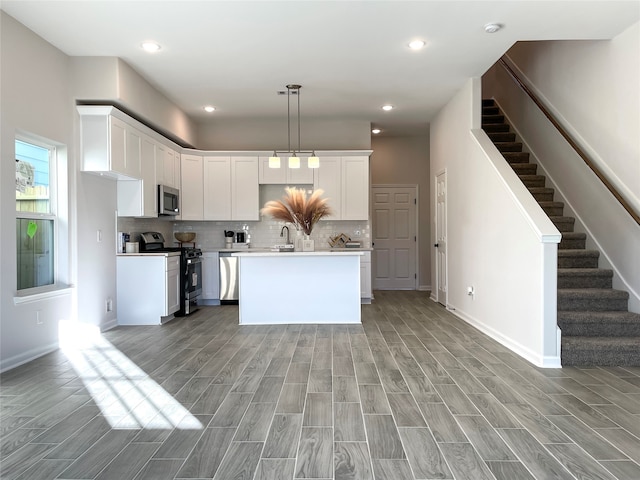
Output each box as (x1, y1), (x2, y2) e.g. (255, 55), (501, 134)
(270, 84), (320, 169)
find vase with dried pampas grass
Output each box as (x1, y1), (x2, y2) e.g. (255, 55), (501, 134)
(261, 187), (332, 236)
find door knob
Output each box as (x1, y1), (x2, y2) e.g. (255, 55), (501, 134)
(434, 243), (439, 247)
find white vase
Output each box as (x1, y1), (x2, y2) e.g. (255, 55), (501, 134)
(302, 234), (315, 252)
(294, 230), (304, 251)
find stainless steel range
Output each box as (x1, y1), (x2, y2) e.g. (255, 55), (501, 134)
(139, 232), (202, 316)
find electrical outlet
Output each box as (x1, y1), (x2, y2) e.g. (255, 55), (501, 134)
(354, 230), (361, 237)
(467, 286), (475, 297)
(106, 297), (113, 312)
(97, 229), (103, 243)
(36, 310), (43, 325)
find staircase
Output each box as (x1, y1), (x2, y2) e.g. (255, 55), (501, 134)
(481, 99), (640, 366)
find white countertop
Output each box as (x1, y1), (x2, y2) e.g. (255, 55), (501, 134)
(116, 251), (181, 257)
(205, 247), (372, 253)
(232, 250), (364, 257)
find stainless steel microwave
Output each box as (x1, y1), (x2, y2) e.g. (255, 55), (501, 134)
(158, 185), (180, 216)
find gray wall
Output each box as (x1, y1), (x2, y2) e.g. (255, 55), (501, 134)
(370, 134), (431, 290)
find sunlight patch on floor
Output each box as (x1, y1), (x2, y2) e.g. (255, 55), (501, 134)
(59, 320), (202, 430)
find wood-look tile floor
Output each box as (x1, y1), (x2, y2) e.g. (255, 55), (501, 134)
(2, 291), (640, 479)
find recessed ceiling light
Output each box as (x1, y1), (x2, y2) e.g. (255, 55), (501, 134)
(484, 23), (502, 33)
(203, 105), (216, 113)
(141, 41), (161, 53)
(372, 128), (381, 134)
(382, 105), (394, 111)
(408, 40), (426, 50)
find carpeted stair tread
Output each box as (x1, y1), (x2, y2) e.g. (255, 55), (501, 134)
(511, 163), (537, 175)
(482, 106), (500, 115)
(538, 201), (564, 216)
(558, 268), (613, 288)
(482, 99), (496, 107)
(558, 311), (640, 337)
(561, 336), (640, 366)
(519, 175), (546, 187)
(495, 142), (523, 152)
(550, 216), (575, 232)
(559, 232), (587, 250)
(528, 187), (555, 202)
(503, 152), (530, 163)
(558, 249), (599, 268)
(488, 132), (516, 142)
(482, 114), (505, 124)
(482, 124), (510, 133)
(558, 288), (629, 311)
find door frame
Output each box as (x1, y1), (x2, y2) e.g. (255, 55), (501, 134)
(434, 170), (447, 306)
(371, 184), (419, 290)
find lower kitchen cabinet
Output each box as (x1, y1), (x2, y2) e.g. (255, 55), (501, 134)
(117, 254), (181, 325)
(360, 251), (372, 302)
(201, 251), (220, 305)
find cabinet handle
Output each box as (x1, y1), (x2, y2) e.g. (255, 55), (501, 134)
(434, 243), (439, 247)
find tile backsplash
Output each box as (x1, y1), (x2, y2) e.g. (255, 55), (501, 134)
(117, 184), (370, 250)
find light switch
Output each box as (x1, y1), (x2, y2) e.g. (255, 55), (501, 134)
(97, 229), (102, 243)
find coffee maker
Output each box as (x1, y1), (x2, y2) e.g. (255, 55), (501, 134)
(224, 230), (234, 248)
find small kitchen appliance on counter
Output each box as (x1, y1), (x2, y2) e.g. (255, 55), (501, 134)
(224, 230), (234, 248)
(140, 232), (202, 316)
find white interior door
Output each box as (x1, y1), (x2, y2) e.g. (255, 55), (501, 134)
(435, 172), (447, 305)
(372, 185), (417, 290)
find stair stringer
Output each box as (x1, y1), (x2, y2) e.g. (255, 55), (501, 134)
(494, 100), (640, 314)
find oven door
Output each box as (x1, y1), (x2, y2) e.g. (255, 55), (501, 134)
(184, 256), (202, 314)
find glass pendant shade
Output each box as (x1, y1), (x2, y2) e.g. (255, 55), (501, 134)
(268, 154), (281, 169)
(308, 154), (320, 169)
(288, 155), (300, 169)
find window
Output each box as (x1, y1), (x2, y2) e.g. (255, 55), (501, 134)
(16, 138), (56, 291)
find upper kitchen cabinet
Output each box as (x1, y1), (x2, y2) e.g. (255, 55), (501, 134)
(117, 134), (157, 217)
(180, 154), (204, 220)
(78, 106), (141, 180)
(157, 145), (181, 190)
(184, 155), (259, 221)
(314, 154), (370, 220)
(231, 156), (259, 220)
(258, 156), (314, 185)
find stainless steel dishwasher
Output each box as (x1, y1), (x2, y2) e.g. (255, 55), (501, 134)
(219, 252), (239, 303)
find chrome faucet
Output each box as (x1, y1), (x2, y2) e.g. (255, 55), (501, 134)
(280, 225), (290, 244)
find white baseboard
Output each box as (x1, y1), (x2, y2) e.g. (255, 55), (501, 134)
(0, 342), (59, 373)
(418, 285), (431, 292)
(450, 305), (561, 369)
(101, 318), (118, 332)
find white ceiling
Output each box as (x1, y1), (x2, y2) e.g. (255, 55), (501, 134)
(2, 1), (638, 136)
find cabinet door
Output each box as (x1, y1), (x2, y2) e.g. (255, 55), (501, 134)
(204, 156), (232, 220)
(110, 117), (127, 175)
(181, 154), (204, 220)
(202, 252), (220, 300)
(141, 135), (157, 217)
(287, 156), (314, 184)
(360, 253), (372, 298)
(156, 144), (166, 185)
(231, 156), (259, 220)
(259, 156), (287, 184)
(166, 258), (181, 315)
(125, 127), (142, 178)
(342, 156), (369, 220)
(314, 156), (342, 220)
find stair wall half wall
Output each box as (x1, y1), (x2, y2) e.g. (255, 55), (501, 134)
(482, 57), (640, 314)
(430, 77), (562, 368)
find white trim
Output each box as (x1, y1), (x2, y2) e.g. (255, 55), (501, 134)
(100, 318), (119, 332)
(451, 305), (561, 368)
(418, 285), (431, 292)
(0, 342), (59, 373)
(13, 284), (73, 305)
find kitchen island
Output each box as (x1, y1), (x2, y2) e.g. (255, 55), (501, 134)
(232, 251), (363, 325)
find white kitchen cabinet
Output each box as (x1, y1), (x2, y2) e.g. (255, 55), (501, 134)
(314, 156), (342, 220)
(117, 134), (157, 217)
(204, 156), (231, 220)
(78, 108), (141, 180)
(314, 155), (369, 220)
(117, 254), (181, 325)
(258, 156), (314, 185)
(201, 252), (220, 304)
(360, 251), (372, 301)
(180, 154), (204, 220)
(232, 156), (260, 220)
(158, 146), (181, 189)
